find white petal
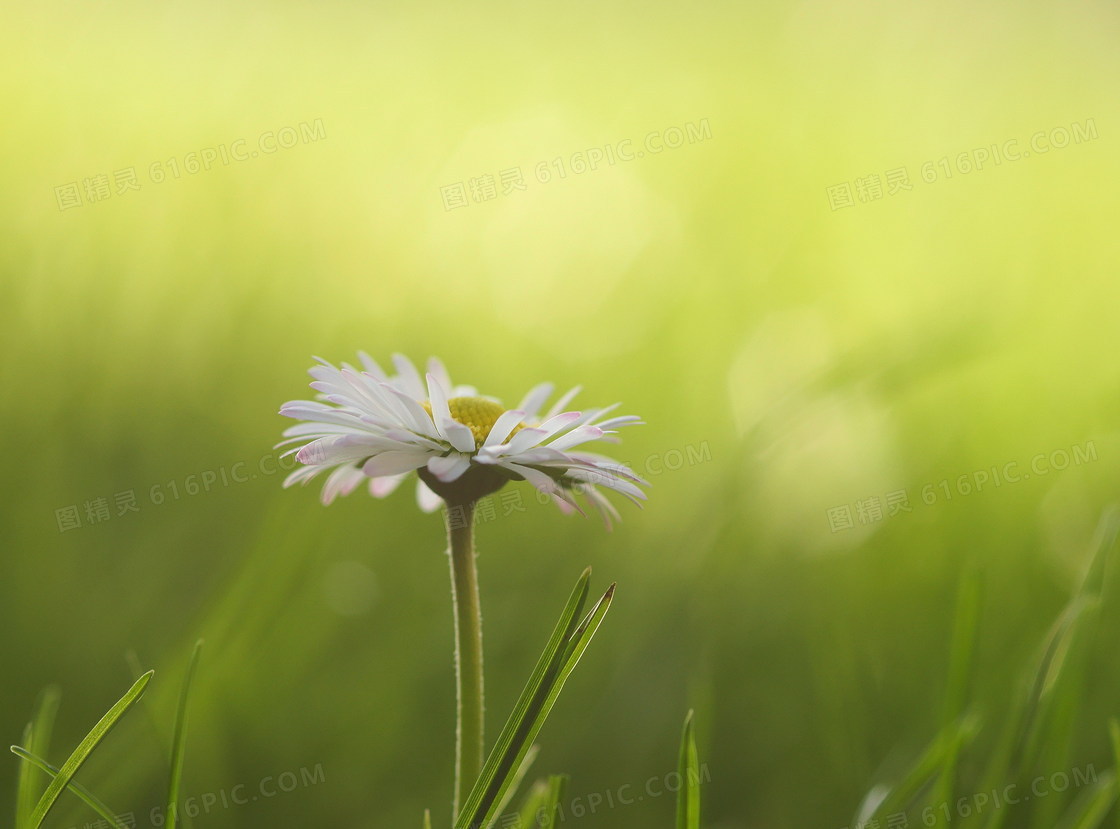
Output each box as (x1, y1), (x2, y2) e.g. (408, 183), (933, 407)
(544, 385), (582, 419)
(392, 353), (426, 399)
(427, 357), (453, 394)
(416, 480), (443, 513)
(547, 425), (605, 452)
(358, 351), (388, 380)
(321, 464), (365, 505)
(517, 382), (554, 419)
(362, 450), (430, 477)
(370, 473), (405, 498)
(427, 453), (471, 482)
(483, 409), (526, 448)
(426, 373), (474, 452)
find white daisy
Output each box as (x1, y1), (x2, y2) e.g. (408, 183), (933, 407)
(277, 352), (647, 526)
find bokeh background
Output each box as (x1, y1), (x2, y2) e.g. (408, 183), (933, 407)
(3, 1), (1119, 827)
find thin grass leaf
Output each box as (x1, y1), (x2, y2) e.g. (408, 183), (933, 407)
(1053, 769), (1118, 829)
(516, 779), (551, 828)
(25, 670), (154, 829)
(10, 747), (127, 829)
(422, 808), (432, 829)
(15, 686), (61, 829)
(855, 715), (979, 826)
(974, 513), (1118, 829)
(456, 571), (615, 829)
(492, 744), (539, 820)
(14, 722), (34, 829)
(676, 710), (701, 829)
(454, 569), (590, 828)
(541, 775), (568, 828)
(166, 639), (203, 829)
(924, 572), (981, 827)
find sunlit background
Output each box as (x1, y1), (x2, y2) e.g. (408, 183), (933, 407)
(3, 1), (1119, 827)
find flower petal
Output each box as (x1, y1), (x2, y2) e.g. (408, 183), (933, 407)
(362, 450), (430, 478)
(427, 453), (471, 482)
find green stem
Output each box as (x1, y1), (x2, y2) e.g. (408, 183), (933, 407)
(447, 500), (484, 818)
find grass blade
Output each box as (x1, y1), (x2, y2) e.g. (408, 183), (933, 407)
(516, 779), (551, 828)
(15, 686), (61, 829)
(1053, 769), (1118, 829)
(456, 570), (615, 829)
(492, 744), (539, 821)
(541, 774), (569, 827)
(166, 639), (203, 829)
(854, 715), (979, 826)
(422, 808), (432, 829)
(25, 670), (154, 829)
(453, 568), (590, 828)
(14, 722), (34, 829)
(676, 710), (701, 829)
(10, 747), (127, 829)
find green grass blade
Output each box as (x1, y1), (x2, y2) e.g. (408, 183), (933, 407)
(453, 569), (590, 827)
(9, 747), (127, 829)
(516, 779), (551, 828)
(676, 710), (701, 829)
(923, 572), (981, 827)
(422, 808), (432, 829)
(26, 670), (154, 829)
(15, 686), (62, 829)
(492, 744), (539, 820)
(456, 572), (615, 829)
(14, 722), (34, 829)
(1053, 769), (1118, 829)
(166, 639), (203, 829)
(541, 774), (569, 827)
(855, 715), (979, 826)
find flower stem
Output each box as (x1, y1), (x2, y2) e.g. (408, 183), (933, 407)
(446, 500), (484, 818)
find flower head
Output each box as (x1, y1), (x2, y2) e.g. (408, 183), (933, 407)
(277, 352), (647, 526)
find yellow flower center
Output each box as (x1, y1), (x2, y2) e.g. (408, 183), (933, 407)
(424, 396), (520, 448)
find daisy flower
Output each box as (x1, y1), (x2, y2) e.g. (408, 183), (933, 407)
(277, 352), (647, 526)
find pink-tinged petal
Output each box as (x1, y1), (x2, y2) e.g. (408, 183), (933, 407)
(503, 427), (549, 454)
(546, 425), (605, 452)
(584, 486), (621, 530)
(362, 450), (430, 478)
(564, 467), (647, 502)
(589, 415), (643, 431)
(544, 385), (582, 419)
(483, 409), (526, 448)
(500, 461), (559, 493)
(427, 453), (471, 482)
(552, 496), (578, 515)
(370, 473), (405, 498)
(321, 464), (366, 505)
(283, 465), (325, 488)
(392, 353), (426, 399)
(516, 382), (554, 419)
(416, 480), (443, 513)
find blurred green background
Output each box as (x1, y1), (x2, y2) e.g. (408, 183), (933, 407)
(2, 1), (1119, 827)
